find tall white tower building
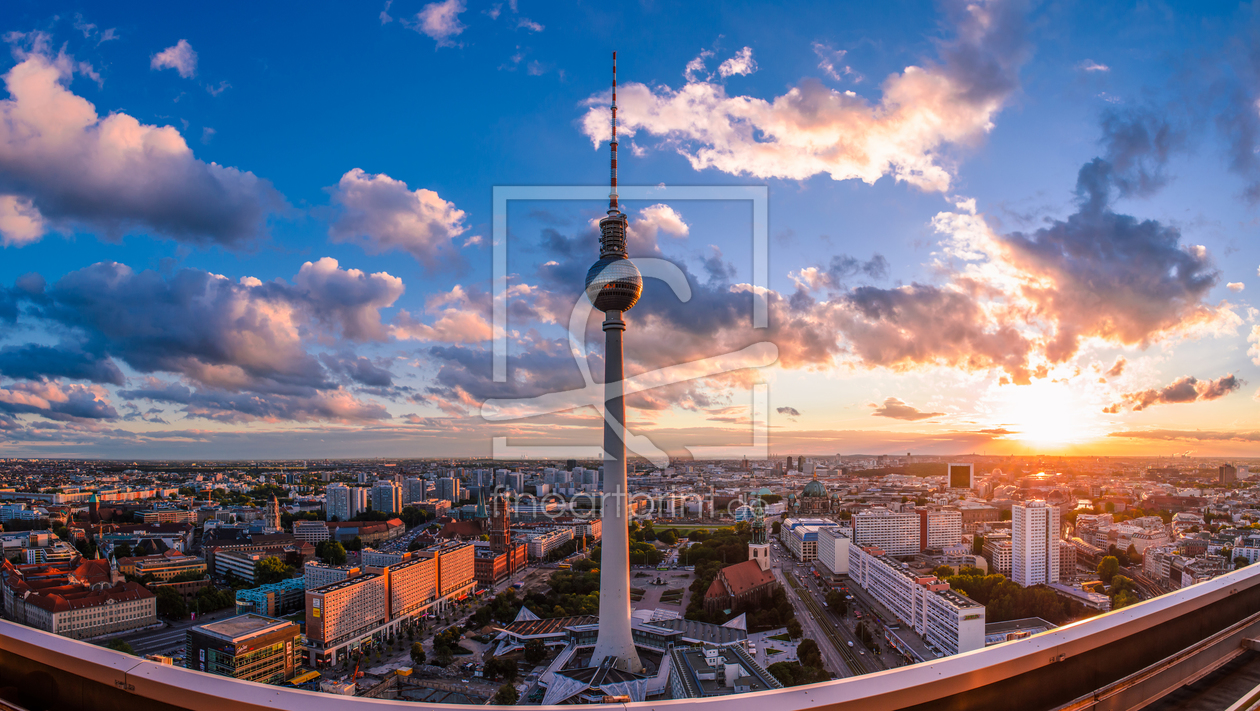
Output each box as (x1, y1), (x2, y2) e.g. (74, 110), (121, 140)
(1012, 500), (1061, 587)
(586, 51), (644, 674)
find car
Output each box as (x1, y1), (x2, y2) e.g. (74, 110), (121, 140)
(846, 641), (854, 648)
(859, 650), (865, 655)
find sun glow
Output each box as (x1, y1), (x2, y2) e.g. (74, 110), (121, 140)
(980, 378), (1109, 447)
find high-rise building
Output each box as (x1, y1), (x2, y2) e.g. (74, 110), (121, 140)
(853, 507), (921, 556)
(371, 480), (402, 515)
(185, 614), (299, 683)
(437, 477), (461, 505)
(1012, 500), (1061, 587)
(404, 478), (427, 506)
(305, 574), (388, 659)
(586, 51), (644, 674)
(919, 509), (963, 551)
(325, 484), (350, 522)
(948, 463), (975, 490)
(1221, 464), (1238, 485)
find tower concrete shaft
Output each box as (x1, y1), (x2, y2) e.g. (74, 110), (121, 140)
(590, 309), (642, 672)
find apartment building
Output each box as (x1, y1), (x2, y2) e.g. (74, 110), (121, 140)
(816, 527), (851, 579)
(1012, 501), (1060, 588)
(292, 520), (330, 545)
(779, 518), (840, 561)
(848, 545), (986, 656)
(186, 614), (300, 684)
(919, 509), (963, 551)
(526, 528), (574, 559)
(852, 508), (921, 556)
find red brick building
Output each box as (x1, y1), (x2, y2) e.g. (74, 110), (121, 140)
(703, 559), (778, 617)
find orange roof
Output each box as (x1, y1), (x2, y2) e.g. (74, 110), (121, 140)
(717, 560), (775, 597)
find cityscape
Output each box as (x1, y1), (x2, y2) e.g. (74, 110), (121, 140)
(2, 0), (1260, 710)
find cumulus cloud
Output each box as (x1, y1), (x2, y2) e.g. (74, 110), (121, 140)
(790, 254), (888, 296)
(870, 396), (945, 421)
(0, 343), (124, 385)
(717, 47), (758, 78)
(392, 285), (494, 343)
(150, 40), (197, 78)
(292, 257), (404, 341)
(0, 195), (44, 246)
(1228, 282), (1245, 292)
(580, 0), (1029, 191)
(408, 0), (467, 47)
(1107, 373), (1242, 412)
(1248, 324), (1260, 365)
(624, 203), (689, 255)
(120, 378), (389, 423)
(0, 51), (281, 246)
(329, 168), (471, 272)
(0, 380), (116, 421)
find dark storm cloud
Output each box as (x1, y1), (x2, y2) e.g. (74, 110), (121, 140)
(1095, 107), (1185, 200)
(0, 344), (124, 385)
(839, 283), (1035, 383)
(119, 379), (390, 423)
(776, 406), (801, 417)
(998, 158), (1221, 363)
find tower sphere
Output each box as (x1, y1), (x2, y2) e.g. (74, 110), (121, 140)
(585, 255), (642, 312)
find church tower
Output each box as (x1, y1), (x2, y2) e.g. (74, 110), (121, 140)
(489, 494), (510, 553)
(266, 494), (281, 532)
(748, 504), (770, 572)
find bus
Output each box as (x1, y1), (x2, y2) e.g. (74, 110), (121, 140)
(557, 563), (571, 570)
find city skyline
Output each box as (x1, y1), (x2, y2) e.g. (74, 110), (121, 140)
(1, 1), (1259, 460)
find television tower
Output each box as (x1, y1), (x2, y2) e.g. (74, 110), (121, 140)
(586, 50), (644, 673)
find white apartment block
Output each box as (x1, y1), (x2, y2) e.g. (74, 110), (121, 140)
(326, 484), (369, 522)
(921, 510), (963, 551)
(849, 544), (985, 656)
(1012, 501), (1061, 588)
(304, 561), (362, 590)
(526, 528), (574, 558)
(983, 536), (1012, 576)
(853, 508), (921, 556)
(816, 527), (851, 577)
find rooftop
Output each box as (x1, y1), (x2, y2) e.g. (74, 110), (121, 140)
(197, 614), (295, 643)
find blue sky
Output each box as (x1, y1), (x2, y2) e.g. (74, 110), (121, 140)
(0, 0), (1258, 459)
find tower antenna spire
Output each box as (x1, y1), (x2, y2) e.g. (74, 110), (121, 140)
(610, 50), (619, 212)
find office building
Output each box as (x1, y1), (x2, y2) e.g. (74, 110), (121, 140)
(214, 550), (271, 585)
(668, 645), (782, 698)
(129, 553), (207, 581)
(185, 614), (299, 683)
(780, 518), (841, 561)
(527, 528), (574, 559)
(1058, 540), (1077, 581)
(948, 463), (975, 490)
(292, 520), (329, 544)
(983, 534), (1012, 576)
(1012, 501), (1061, 588)
(849, 544), (986, 656)
(303, 561), (362, 590)
(234, 578), (306, 617)
(853, 508), (921, 556)
(371, 480), (402, 515)
(306, 574), (389, 662)
(2, 557), (156, 640)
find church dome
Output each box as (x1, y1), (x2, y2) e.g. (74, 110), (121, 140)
(802, 478), (827, 498)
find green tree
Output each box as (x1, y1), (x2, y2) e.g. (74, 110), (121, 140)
(346, 536), (364, 552)
(254, 556), (292, 585)
(484, 656), (519, 682)
(825, 589), (849, 616)
(106, 639), (135, 654)
(155, 586), (187, 620)
(932, 565), (954, 578)
(493, 683), (519, 705)
(112, 542), (133, 560)
(322, 541), (348, 566)
(658, 529), (678, 545)
(797, 638), (822, 668)
(771, 521), (782, 535)
(1236, 556), (1251, 570)
(524, 638), (547, 665)
(1097, 556), (1120, 586)
(410, 642), (426, 666)
(1113, 589), (1140, 610)
(972, 535), (985, 556)
(787, 618), (803, 640)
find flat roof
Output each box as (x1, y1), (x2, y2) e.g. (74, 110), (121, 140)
(196, 614), (293, 643)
